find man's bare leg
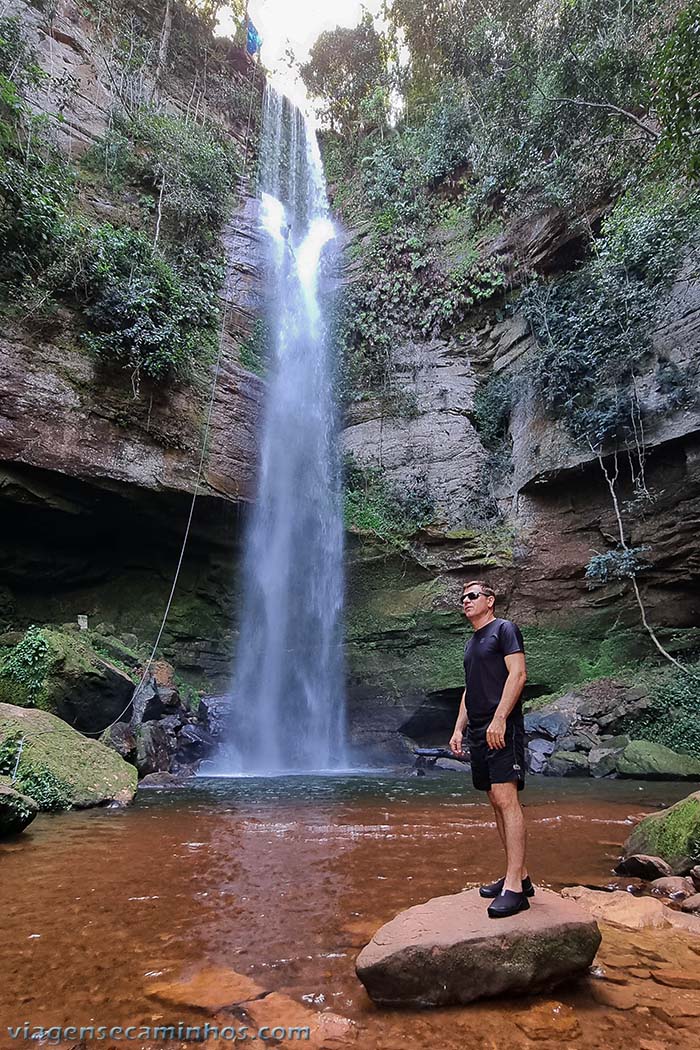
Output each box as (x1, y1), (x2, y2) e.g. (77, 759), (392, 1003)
(488, 782), (527, 891)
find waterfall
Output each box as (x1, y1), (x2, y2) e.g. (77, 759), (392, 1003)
(215, 87), (347, 775)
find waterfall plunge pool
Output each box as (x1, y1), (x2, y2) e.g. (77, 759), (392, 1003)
(2, 775), (699, 1049)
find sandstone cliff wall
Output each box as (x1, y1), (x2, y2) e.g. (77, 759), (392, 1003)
(0, 0), (267, 688)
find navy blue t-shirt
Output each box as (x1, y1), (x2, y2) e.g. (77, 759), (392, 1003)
(463, 617), (525, 723)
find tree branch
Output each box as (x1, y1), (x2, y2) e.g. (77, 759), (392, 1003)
(534, 84), (660, 140)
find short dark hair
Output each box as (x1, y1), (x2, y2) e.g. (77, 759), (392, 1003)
(462, 579), (496, 602)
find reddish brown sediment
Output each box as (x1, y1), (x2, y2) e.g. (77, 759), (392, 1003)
(1, 778), (699, 1049)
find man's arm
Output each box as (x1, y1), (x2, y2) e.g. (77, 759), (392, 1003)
(449, 689), (468, 756)
(486, 652), (527, 750)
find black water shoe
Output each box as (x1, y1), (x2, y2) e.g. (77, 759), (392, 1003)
(479, 875), (534, 899)
(487, 890), (530, 918)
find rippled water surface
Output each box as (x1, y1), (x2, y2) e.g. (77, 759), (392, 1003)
(2, 774), (699, 1049)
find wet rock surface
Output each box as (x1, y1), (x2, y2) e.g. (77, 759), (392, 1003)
(561, 885), (700, 935)
(623, 791), (700, 874)
(615, 854), (675, 881)
(524, 681), (700, 781)
(0, 783), (38, 836)
(356, 887), (601, 1007)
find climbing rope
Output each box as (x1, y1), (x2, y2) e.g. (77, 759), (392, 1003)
(84, 53), (261, 738)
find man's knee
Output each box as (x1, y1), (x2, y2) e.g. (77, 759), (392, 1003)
(488, 781), (521, 811)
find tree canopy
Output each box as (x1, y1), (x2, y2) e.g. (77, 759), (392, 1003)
(299, 15), (389, 134)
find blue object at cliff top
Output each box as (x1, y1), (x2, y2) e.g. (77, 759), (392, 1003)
(246, 20), (262, 55)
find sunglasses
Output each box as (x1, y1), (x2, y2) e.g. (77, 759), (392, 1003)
(461, 591), (485, 602)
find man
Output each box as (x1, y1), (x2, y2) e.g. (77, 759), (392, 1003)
(449, 581), (532, 918)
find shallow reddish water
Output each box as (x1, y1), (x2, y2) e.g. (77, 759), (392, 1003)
(1, 774), (699, 1049)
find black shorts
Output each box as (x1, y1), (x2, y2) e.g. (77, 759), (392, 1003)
(467, 715), (526, 792)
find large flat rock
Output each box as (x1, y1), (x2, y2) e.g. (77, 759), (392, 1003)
(355, 888), (600, 1007)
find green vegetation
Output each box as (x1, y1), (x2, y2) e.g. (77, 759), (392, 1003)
(239, 317), (271, 376)
(472, 374), (514, 451)
(85, 107), (239, 244)
(0, 13), (255, 385)
(0, 704), (137, 810)
(0, 626), (51, 707)
(654, 0), (700, 179)
(522, 179), (700, 445)
(305, 0), (699, 446)
(620, 661), (700, 757)
(343, 454), (435, 549)
(0, 730), (72, 810)
(300, 14), (390, 135)
(625, 791), (700, 867)
(585, 546), (651, 585)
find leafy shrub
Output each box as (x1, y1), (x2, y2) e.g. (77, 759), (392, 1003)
(0, 730), (72, 809)
(598, 181), (700, 284)
(522, 264), (656, 445)
(0, 153), (75, 290)
(239, 317), (270, 376)
(522, 176), (698, 446)
(413, 88), (473, 186)
(344, 454), (434, 548)
(0, 626), (51, 707)
(655, 357), (699, 411)
(339, 221), (504, 394)
(74, 226), (223, 380)
(620, 662), (700, 757)
(585, 545), (651, 584)
(0, 16), (45, 97)
(115, 107), (239, 239)
(0, 21), (227, 384)
(473, 374), (514, 450)
(654, 0), (700, 180)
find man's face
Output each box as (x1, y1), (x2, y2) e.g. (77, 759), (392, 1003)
(461, 587), (492, 618)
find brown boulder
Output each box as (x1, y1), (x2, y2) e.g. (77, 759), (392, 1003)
(561, 885), (700, 935)
(681, 893), (700, 914)
(560, 886), (671, 929)
(355, 888), (600, 1007)
(614, 854), (674, 881)
(650, 876), (696, 899)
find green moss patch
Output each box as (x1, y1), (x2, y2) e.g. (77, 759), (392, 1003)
(624, 791), (700, 873)
(0, 702), (137, 810)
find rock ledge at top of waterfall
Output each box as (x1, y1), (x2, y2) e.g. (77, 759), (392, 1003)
(355, 888), (600, 1007)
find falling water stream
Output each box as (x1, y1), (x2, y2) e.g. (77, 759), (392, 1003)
(215, 88), (346, 775)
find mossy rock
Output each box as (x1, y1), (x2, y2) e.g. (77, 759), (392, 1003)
(616, 740), (700, 781)
(0, 628), (135, 733)
(623, 791), (700, 874)
(0, 702), (137, 810)
(0, 783), (38, 836)
(546, 751), (590, 777)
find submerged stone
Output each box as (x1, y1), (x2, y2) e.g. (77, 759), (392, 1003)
(355, 887), (600, 1007)
(146, 967), (266, 1011)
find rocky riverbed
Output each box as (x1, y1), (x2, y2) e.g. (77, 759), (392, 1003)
(1, 775), (700, 1050)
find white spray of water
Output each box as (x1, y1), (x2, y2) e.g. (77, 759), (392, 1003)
(212, 88), (347, 775)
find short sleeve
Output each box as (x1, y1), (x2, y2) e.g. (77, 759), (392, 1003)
(499, 620), (524, 656)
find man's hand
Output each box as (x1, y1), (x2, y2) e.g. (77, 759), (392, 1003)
(486, 714), (507, 750)
(449, 730), (464, 757)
